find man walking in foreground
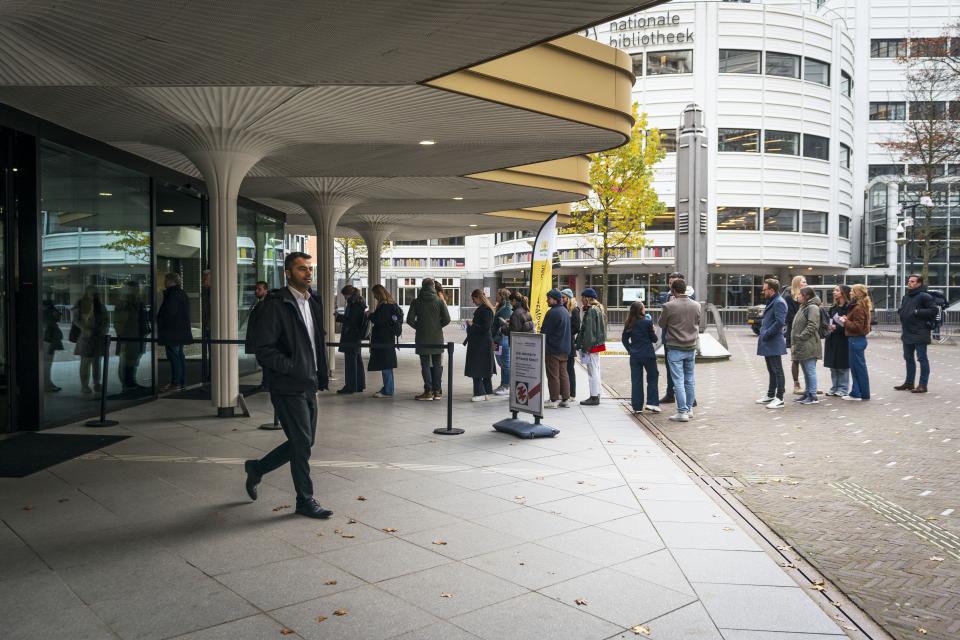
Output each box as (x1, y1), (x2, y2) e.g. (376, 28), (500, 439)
(894, 274), (938, 394)
(755, 278), (787, 409)
(659, 278), (701, 422)
(244, 252), (333, 519)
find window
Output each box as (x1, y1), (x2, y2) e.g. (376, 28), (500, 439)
(910, 38), (948, 57)
(804, 58), (830, 85)
(765, 52), (801, 78)
(716, 206), (759, 230)
(764, 130), (799, 155)
(429, 236), (465, 246)
(950, 101), (960, 120)
(763, 208), (799, 232)
(907, 164), (946, 178)
(719, 49), (760, 74)
(869, 102), (906, 120)
(839, 215), (850, 239)
(871, 38), (906, 58)
(948, 164), (960, 177)
(868, 164), (904, 179)
(630, 53), (643, 77)
(840, 70), (852, 97)
(802, 210), (828, 234)
(802, 134), (830, 160)
(646, 50), (693, 75)
(840, 143), (852, 169)
(646, 207), (675, 230)
(393, 239), (427, 246)
(717, 128), (760, 152)
(657, 128), (677, 152)
(910, 101), (947, 120)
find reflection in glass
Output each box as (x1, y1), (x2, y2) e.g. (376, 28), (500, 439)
(719, 49), (760, 74)
(646, 50), (693, 75)
(802, 211), (828, 234)
(764, 130), (799, 155)
(804, 58), (830, 86)
(718, 129), (760, 152)
(716, 206), (759, 230)
(802, 134), (830, 160)
(766, 52), (801, 79)
(763, 208), (799, 232)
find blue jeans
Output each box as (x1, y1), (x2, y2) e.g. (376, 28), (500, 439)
(800, 359), (817, 398)
(666, 348), (696, 414)
(829, 368), (849, 395)
(629, 354), (659, 412)
(380, 369), (394, 396)
(165, 344), (186, 386)
(848, 336), (870, 399)
(903, 342), (930, 386)
(496, 336), (510, 385)
(420, 354), (443, 392)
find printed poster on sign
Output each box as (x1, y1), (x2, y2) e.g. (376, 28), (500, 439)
(509, 332), (544, 417)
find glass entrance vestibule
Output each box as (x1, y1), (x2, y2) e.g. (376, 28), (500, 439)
(0, 108), (288, 433)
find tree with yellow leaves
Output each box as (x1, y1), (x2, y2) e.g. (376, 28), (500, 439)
(565, 104), (666, 306)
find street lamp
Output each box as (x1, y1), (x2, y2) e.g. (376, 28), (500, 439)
(895, 216), (914, 302)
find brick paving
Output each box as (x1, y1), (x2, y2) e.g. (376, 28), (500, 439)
(603, 328), (960, 640)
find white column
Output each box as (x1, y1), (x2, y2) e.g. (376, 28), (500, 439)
(185, 148), (263, 415)
(352, 223), (396, 310)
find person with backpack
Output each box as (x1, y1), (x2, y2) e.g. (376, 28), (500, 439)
(894, 274), (939, 394)
(407, 278), (451, 401)
(790, 286), (823, 405)
(492, 288), (513, 396)
(336, 285), (367, 394)
(367, 284), (403, 398)
(504, 292), (534, 336)
(577, 288), (607, 406)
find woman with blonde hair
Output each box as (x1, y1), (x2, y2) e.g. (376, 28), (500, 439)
(464, 289), (496, 400)
(839, 283), (872, 401)
(785, 275), (807, 394)
(367, 284), (403, 398)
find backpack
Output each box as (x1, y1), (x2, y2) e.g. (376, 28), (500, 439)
(817, 306), (831, 339)
(390, 304), (404, 338)
(925, 290), (948, 332)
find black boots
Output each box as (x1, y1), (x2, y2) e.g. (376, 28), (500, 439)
(580, 396), (600, 406)
(244, 460), (261, 501)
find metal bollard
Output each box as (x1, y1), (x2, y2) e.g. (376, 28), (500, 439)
(85, 335), (119, 428)
(433, 341), (463, 435)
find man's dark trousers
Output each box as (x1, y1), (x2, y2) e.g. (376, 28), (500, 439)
(663, 344), (674, 397)
(253, 391), (317, 501)
(764, 355), (785, 400)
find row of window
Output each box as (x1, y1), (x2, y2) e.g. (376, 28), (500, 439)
(387, 257), (466, 268)
(393, 236), (465, 246)
(869, 101), (960, 121)
(716, 206), (850, 237)
(718, 49), (840, 90)
(630, 49), (693, 76)
(870, 38), (960, 59)
(717, 128), (838, 162)
(869, 163), (960, 180)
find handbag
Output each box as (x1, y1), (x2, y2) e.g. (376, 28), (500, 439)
(68, 322), (81, 343)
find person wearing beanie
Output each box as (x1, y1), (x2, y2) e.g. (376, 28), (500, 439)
(561, 288), (580, 398)
(576, 288), (607, 406)
(541, 290), (572, 408)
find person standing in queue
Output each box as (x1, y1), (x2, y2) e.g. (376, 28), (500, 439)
(754, 278), (787, 409)
(839, 283), (872, 401)
(659, 272), (689, 404)
(659, 278), (701, 422)
(784, 275), (807, 395)
(541, 289), (572, 408)
(824, 285), (852, 397)
(492, 288), (513, 396)
(408, 278), (451, 401)
(336, 284), (367, 394)
(244, 252), (333, 519)
(577, 287), (607, 406)
(561, 288), (580, 399)
(894, 274), (938, 394)
(157, 273), (192, 392)
(464, 289), (497, 401)
(790, 286), (823, 405)
(367, 284), (403, 398)
(621, 300), (659, 414)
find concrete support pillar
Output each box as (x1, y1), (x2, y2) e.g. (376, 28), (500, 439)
(186, 147), (263, 416)
(351, 223), (396, 310)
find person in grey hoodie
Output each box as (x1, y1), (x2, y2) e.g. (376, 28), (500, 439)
(790, 286), (823, 405)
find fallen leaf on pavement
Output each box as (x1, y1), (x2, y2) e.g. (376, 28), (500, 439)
(382, 527), (398, 533)
(280, 629), (295, 635)
(324, 580), (337, 585)
(811, 579), (826, 592)
(272, 505), (292, 512)
(333, 609), (348, 616)
(535, 475), (545, 480)
(356, 496), (367, 501)
(929, 556), (944, 562)
(432, 540), (448, 546)
(776, 545), (792, 551)
(917, 628), (928, 635)
(576, 480), (585, 485)
(440, 592), (454, 598)
(347, 518), (357, 524)
(334, 529), (343, 534)
(340, 534), (355, 539)
(22, 505), (32, 511)
(575, 598), (588, 606)
(925, 516), (938, 521)
(832, 601), (842, 607)
(58, 498), (69, 503)
(630, 625), (651, 636)
(316, 616), (328, 623)
(780, 562), (796, 569)
(722, 527), (734, 532)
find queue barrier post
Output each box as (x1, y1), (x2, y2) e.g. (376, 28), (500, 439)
(433, 341), (463, 435)
(85, 335), (119, 428)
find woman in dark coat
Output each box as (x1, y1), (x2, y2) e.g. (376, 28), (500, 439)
(367, 284), (403, 398)
(72, 285), (108, 394)
(562, 289), (581, 398)
(784, 275), (806, 394)
(157, 272), (193, 392)
(337, 284), (367, 394)
(464, 289), (496, 401)
(824, 284), (852, 396)
(42, 291), (64, 392)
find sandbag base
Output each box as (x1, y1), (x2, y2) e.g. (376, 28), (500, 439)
(493, 417), (559, 439)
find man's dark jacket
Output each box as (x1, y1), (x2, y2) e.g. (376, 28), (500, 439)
(249, 288), (329, 393)
(157, 286), (192, 346)
(338, 293), (367, 353)
(541, 304), (571, 356)
(898, 287), (938, 345)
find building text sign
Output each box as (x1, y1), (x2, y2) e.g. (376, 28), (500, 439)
(585, 11), (693, 50)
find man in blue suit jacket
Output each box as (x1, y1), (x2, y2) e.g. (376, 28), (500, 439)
(756, 278), (787, 409)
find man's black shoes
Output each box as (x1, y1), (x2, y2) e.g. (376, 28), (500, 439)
(659, 395), (675, 404)
(336, 387), (355, 395)
(579, 396), (600, 406)
(244, 460), (261, 501)
(296, 498), (333, 519)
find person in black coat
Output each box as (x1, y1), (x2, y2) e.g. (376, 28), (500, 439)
(367, 284), (403, 398)
(542, 290), (572, 407)
(157, 273), (193, 392)
(336, 284), (367, 394)
(42, 290), (64, 392)
(895, 274), (939, 393)
(562, 289), (580, 399)
(824, 285), (852, 396)
(783, 275), (806, 395)
(622, 301), (660, 413)
(244, 251), (332, 519)
(464, 289), (496, 401)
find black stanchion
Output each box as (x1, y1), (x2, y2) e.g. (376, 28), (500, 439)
(433, 341), (463, 435)
(85, 336), (119, 428)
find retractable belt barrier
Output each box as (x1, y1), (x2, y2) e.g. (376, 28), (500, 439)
(87, 336), (463, 435)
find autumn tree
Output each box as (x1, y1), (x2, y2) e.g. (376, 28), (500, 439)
(334, 236), (368, 284)
(882, 35), (960, 281)
(565, 104), (665, 305)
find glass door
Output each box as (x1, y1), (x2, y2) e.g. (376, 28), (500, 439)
(0, 149), (8, 432)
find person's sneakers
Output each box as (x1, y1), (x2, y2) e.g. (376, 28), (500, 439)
(433, 389), (443, 399)
(544, 400), (559, 409)
(668, 412), (690, 422)
(686, 409), (694, 418)
(80, 386), (93, 394)
(295, 498), (333, 519)
(911, 385), (928, 394)
(799, 395), (819, 405)
(793, 395), (806, 402)
(580, 396), (600, 406)
(336, 387), (354, 395)
(793, 382), (803, 395)
(493, 385), (509, 396)
(645, 404), (661, 413)
(755, 396), (775, 404)
(243, 460), (261, 501)
(824, 390), (838, 397)
(766, 398), (785, 409)
(415, 391), (434, 401)
(372, 391), (391, 398)
(894, 382), (915, 391)
(559, 400), (570, 408)
(659, 394), (675, 404)
(471, 395), (487, 402)
(841, 395), (862, 401)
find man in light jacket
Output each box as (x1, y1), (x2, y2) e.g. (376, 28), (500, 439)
(755, 278), (787, 409)
(658, 278), (701, 422)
